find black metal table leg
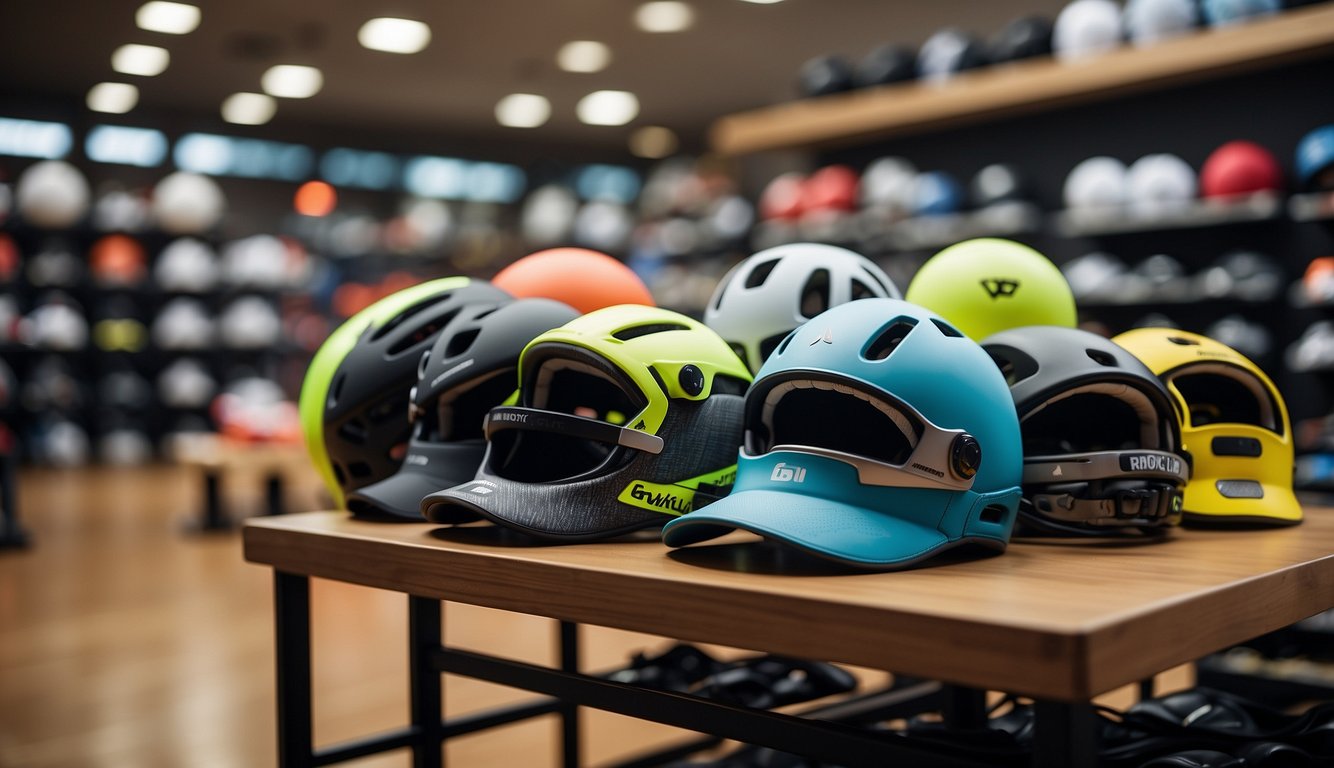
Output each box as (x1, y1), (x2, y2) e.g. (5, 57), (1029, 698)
(0, 447), (28, 550)
(942, 686), (988, 730)
(1032, 700), (1098, 768)
(199, 470), (230, 531)
(559, 621), (580, 768)
(1139, 677), (1156, 701)
(265, 473), (285, 516)
(410, 596), (444, 768)
(276, 571), (314, 768)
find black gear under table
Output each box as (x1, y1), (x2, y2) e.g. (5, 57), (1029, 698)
(243, 509), (1334, 767)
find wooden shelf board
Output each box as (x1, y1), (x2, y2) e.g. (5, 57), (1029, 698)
(711, 5), (1334, 155)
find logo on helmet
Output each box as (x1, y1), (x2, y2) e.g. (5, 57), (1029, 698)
(809, 328), (834, 346)
(1120, 453), (1183, 475)
(981, 278), (1020, 299)
(625, 482), (692, 514)
(459, 481), (496, 496)
(770, 462), (807, 483)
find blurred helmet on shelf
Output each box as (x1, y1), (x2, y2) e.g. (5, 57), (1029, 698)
(219, 295), (282, 349)
(152, 172), (226, 235)
(1200, 141), (1283, 199)
(798, 54), (855, 97)
(1126, 153), (1197, 215)
(916, 28), (989, 82)
(989, 15), (1054, 63)
(855, 44), (917, 88)
(1296, 124), (1334, 192)
(1053, 0), (1124, 61)
(90, 234), (148, 287)
(155, 238), (221, 292)
(16, 160), (90, 229)
(911, 171), (965, 216)
(1123, 0), (1199, 46)
(1201, 0), (1280, 26)
(152, 297), (215, 350)
(1063, 156), (1128, 211)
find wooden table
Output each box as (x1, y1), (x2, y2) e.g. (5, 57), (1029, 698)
(244, 509), (1334, 767)
(172, 435), (310, 529)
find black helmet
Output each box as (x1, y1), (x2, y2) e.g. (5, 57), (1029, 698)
(982, 325), (1187, 537)
(989, 16), (1054, 63)
(346, 298), (580, 520)
(299, 278), (512, 508)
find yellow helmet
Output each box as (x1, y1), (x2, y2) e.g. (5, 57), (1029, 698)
(1112, 328), (1299, 526)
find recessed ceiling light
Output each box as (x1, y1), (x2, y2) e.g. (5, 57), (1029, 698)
(738, 0), (784, 4)
(358, 17), (432, 54)
(635, 2), (695, 33)
(87, 83), (139, 114)
(135, 2), (200, 34)
(111, 44), (170, 77)
(221, 93), (277, 125)
(261, 65), (323, 99)
(576, 90), (639, 126)
(557, 41), (611, 73)
(495, 94), (551, 128)
(629, 126), (679, 158)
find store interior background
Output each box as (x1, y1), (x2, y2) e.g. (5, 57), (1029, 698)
(2, 0), (1332, 766)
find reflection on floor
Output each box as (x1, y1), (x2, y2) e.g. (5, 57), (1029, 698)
(0, 466), (1189, 767)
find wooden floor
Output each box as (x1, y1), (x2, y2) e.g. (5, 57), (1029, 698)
(0, 465), (1190, 767)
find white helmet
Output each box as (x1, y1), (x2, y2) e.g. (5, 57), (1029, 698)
(704, 243), (901, 374)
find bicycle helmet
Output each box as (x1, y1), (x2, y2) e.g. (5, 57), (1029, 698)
(492, 247), (654, 314)
(421, 305), (752, 541)
(905, 238), (1076, 342)
(346, 298), (580, 520)
(299, 277), (512, 509)
(663, 298), (1023, 570)
(982, 326), (1187, 537)
(1113, 328), (1300, 526)
(705, 243), (901, 374)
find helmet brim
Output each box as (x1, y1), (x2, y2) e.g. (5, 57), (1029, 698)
(1181, 481), (1302, 526)
(346, 440), (486, 521)
(662, 488), (1002, 570)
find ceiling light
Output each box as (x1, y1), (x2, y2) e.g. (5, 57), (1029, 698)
(261, 65), (323, 99)
(221, 93), (277, 125)
(635, 2), (695, 33)
(629, 126), (678, 158)
(738, 0), (784, 4)
(135, 2), (200, 34)
(495, 93), (551, 128)
(576, 90), (639, 126)
(85, 125), (168, 166)
(87, 83), (139, 114)
(358, 17), (431, 54)
(111, 44), (170, 76)
(557, 41), (611, 73)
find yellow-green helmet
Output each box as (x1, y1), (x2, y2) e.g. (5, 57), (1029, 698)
(420, 305), (753, 540)
(905, 238), (1076, 341)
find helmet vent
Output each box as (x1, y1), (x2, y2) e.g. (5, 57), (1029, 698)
(386, 308), (460, 356)
(472, 306), (499, 321)
(328, 372), (346, 408)
(338, 420), (368, 445)
(759, 331), (789, 365)
(851, 279), (877, 301)
(445, 328), (481, 358)
(863, 319), (917, 361)
(775, 330), (796, 357)
(612, 322), (689, 341)
(799, 269), (831, 319)
(1086, 349), (1117, 367)
(347, 460), (373, 479)
(931, 319), (963, 338)
(1168, 336), (1200, 346)
(371, 296), (439, 342)
(980, 505), (1007, 524)
(744, 258), (780, 289)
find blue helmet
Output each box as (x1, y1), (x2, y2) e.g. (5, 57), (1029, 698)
(662, 298), (1023, 569)
(1297, 124), (1334, 191)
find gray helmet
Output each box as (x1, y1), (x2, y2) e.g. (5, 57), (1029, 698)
(982, 325), (1186, 537)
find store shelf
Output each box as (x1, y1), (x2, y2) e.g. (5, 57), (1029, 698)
(1290, 191), (1334, 222)
(710, 5), (1334, 155)
(1051, 195), (1283, 238)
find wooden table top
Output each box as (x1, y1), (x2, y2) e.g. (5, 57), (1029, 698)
(243, 508), (1334, 701)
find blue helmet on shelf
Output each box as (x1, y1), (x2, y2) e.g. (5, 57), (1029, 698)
(662, 298), (1023, 570)
(1297, 124), (1334, 191)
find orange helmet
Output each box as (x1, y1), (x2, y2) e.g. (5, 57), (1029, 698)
(492, 247), (653, 314)
(90, 234), (147, 287)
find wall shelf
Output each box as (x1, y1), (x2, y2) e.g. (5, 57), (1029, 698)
(710, 5), (1334, 155)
